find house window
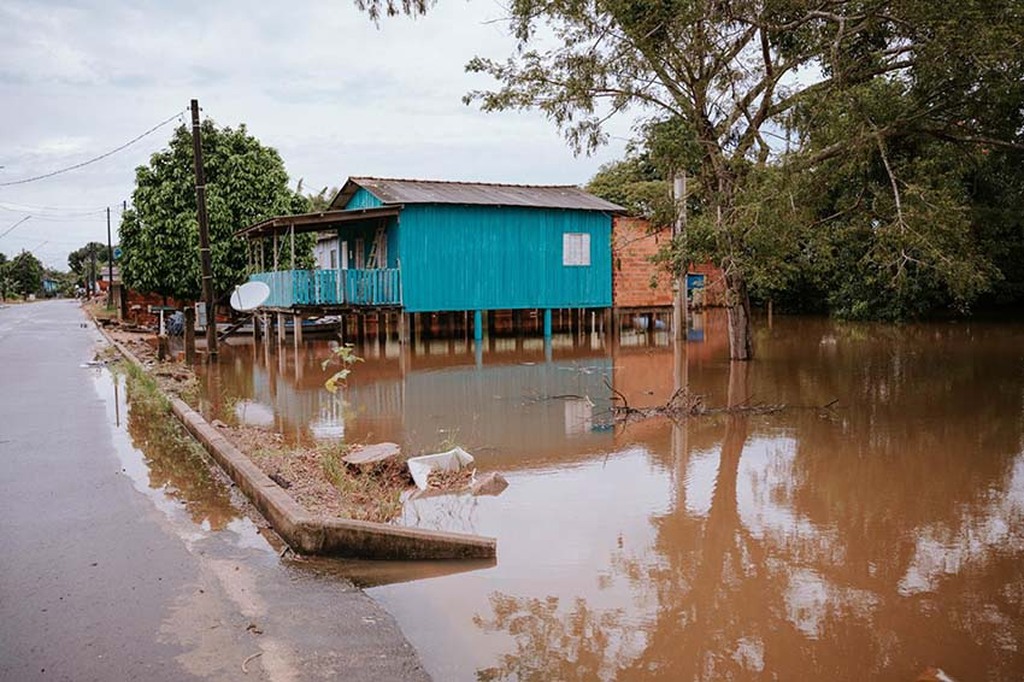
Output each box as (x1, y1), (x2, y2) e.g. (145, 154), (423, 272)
(329, 249), (337, 269)
(355, 238), (365, 269)
(563, 233), (591, 266)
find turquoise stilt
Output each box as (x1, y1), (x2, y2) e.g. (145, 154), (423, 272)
(474, 310), (483, 341)
(543, 308), (552, 338)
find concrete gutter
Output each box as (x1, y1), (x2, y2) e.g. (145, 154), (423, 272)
(100, 329), (497, 561)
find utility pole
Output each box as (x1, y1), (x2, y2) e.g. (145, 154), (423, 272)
(190, 99), (217, 358)
(89, 242), (97, 297)
(106, 207), (114, 308)
(672, 171), (689, 341)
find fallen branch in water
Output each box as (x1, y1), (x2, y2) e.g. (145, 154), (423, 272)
(610, 387), (784, 421)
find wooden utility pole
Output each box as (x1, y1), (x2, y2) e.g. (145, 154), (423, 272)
(190, 99), (217, 358)
(106, 207), (114, 308)
(89, 243), (97, 297)
(672, 171), (689, 341)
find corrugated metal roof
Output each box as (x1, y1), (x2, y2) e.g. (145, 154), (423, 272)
(331, 177), (626, 213)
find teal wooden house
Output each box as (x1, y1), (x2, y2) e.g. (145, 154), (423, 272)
(237, 177), (624, 340)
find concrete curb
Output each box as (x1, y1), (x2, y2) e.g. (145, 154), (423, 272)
(98, 326), (497, 561)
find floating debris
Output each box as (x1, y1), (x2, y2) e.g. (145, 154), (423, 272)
(470, 472), (509, 497)
(407, 447), (475, 490)
(343, 442), (401, 466)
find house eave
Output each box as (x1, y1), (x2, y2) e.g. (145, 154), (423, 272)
(235, 206), (402, 240)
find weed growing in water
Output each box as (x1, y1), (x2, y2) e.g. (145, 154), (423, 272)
(322, 343), (362, 394)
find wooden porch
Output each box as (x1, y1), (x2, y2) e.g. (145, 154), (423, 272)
(248, 268), (402, 309)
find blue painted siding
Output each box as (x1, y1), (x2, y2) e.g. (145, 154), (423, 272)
(344, 187), (384, 210)
(397, 205), (612, 313)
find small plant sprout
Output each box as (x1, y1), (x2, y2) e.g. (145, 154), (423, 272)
(322, 343), (363, 394)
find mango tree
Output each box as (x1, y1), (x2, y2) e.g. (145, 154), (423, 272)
(120, 119), (309, 304)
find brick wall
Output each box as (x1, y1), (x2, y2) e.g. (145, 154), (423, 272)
(612, 216), (674, 308)
(612, 216), (726, 308)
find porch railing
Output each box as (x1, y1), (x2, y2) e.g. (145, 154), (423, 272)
(249, 269), (401, 308)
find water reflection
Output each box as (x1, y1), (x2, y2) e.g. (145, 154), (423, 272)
(202, 331), (621, 466)
(103, 368), (239, 531)
(195, 312), (1024, 680)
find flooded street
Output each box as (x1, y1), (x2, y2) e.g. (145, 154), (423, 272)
(197, 310), (1024, 680)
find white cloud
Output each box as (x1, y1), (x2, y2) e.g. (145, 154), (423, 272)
(0, 0), (632, 269)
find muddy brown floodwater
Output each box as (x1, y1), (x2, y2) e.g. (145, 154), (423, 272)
(196, 310), (1024, 681)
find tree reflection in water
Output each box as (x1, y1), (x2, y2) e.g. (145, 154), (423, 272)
(122, 369), (237, 531)
(473, 347), (1024, 680)
(473, 594), (636, 682)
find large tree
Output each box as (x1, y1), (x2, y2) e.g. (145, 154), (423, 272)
(8, 250), (44, 298)
(120, 119), (308, 302)
(362, 0), (1024, 358)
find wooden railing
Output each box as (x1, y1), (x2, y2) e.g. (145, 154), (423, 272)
(249, 269), (401, 308)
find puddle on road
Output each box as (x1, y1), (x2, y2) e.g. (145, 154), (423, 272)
(185, 312), (1024, 680)
(90, 366), (266, 548)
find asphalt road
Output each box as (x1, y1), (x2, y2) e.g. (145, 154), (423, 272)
(0, 300), (429, 681)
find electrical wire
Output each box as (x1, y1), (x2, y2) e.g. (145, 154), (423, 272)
(0, 109), (185, 187)
(0, 199), (109, 213)
(0, 216), (31, 239)
(0, 233), (89, 247)
(0, 204), (108, 219)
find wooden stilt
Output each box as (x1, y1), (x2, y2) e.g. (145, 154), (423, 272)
(400, 312), (410, 344)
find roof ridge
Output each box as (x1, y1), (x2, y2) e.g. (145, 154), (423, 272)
(350, 176), (584, 190)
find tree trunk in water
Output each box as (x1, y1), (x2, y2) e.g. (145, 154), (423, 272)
(724, 271), (754, 361)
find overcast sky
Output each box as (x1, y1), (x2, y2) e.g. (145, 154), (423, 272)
(0, 0), (633, 270)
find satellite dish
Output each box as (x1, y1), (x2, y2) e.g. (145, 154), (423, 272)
(230, 281), (270, 311)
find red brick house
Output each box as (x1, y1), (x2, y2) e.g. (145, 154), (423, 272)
(612, 216), (725, 314)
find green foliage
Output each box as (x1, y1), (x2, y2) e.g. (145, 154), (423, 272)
(120, 119), (307, 301)
(586, 157), (673, 224)
(321, 343), (363, 394)
(67, 241), (110, 288)
(0, 252), (11, 300)
(301, 182), (339, 212)
(7, 250), (44, 297)
(789, 76), (1011, 318)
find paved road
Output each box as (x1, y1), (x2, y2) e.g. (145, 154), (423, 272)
(0, 300), (429, 681)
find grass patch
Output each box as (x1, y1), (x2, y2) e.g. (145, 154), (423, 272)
(319, 445), (406, 522)
(116, 360), (171, 412)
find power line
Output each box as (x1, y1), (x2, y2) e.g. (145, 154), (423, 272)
(0, 199), (109, 213)
(0, 216), (31, 239)
(0, 204), (108, 220)
(0, 109), (185, 187)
